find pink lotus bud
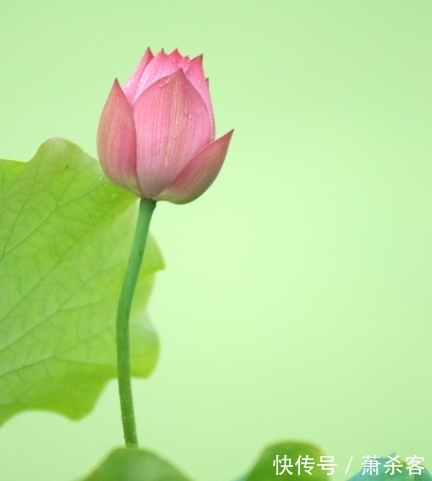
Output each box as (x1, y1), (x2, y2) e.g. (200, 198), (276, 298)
(97, 48), (233, 204)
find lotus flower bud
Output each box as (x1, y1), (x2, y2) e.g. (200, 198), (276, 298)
(97, 48), (233, 204)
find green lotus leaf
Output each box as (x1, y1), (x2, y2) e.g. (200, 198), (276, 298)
(242, 441), (329, 481)
(77, 448), (193, 481)
(0, 138), (163, 425)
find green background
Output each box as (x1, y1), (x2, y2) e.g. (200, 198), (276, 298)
(1, 1), (431, 480)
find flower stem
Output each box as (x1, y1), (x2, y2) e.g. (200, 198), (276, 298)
(116, 198), (156, 448)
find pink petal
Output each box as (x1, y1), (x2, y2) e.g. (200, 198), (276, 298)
(132, 50), (179, 104)
(168, 48), (192, 71)
(97, 80), (140, 196)
(123, 48), (154, 104)
(155, 130), (233, 204)
(185, 55), (214, 136)
(133, 69), (214, 198)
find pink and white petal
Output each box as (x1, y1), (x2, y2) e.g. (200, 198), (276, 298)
(133, 69), (214, 197)
(123, 48), (154, 104)
(132, 51), (179, 104)
(155, 130), (233, 204)
(185, 55), (214, 135)
(97, 80), (140, 196)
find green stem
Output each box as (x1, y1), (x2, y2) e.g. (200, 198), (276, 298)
(116, 198), (156, 448)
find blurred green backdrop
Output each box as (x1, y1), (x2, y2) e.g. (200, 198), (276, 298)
(1, 1), (431, 480)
